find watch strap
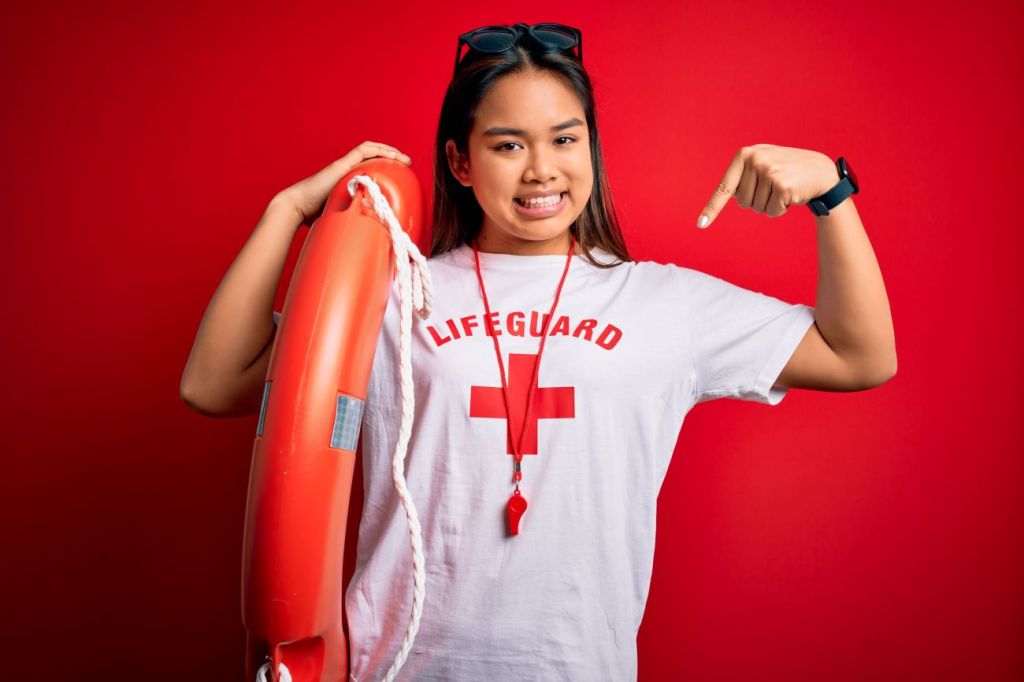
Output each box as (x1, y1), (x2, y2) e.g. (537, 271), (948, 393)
(808, 157), (857, 217)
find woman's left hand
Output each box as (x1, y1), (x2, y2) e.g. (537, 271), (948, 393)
(696, 144), (841, 228)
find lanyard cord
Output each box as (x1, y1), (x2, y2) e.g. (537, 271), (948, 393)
(472, 235), (576, 492)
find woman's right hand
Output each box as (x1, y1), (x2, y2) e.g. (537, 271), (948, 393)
(276, 141), (413, 225)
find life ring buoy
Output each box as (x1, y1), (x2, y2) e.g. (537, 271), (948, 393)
(241, 158), (426, 682)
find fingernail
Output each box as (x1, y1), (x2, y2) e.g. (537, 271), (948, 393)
(697, 215), (710, 228)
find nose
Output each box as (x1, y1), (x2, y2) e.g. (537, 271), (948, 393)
(523, 146), (558, 185)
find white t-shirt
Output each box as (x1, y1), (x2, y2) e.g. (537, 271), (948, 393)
(274, 243), (815, 681)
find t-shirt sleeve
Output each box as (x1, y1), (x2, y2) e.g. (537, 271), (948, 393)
(272, 310), (282, 327)
(677, 266), (816, 406)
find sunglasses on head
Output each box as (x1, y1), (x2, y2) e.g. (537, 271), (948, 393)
(453, 22), (583, 78)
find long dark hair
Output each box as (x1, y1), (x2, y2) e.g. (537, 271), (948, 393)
(429, 36), (632, 269)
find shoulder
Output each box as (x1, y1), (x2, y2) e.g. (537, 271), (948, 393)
(426, 244), (462, 264)
(622, 258), (764, 312)
(423, 245), (467, 274)
(614, 253), (691, 289)
(662, 262), (758, 298)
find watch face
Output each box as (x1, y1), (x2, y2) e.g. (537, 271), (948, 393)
(840, 157), (859, 193)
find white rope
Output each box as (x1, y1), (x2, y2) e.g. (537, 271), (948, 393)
(347, 174), (432, 682)
(256, 661), (291, 682)
(253, 175), (433, 682)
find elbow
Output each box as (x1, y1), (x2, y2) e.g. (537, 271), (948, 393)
(179, 377), (207, 413)
(180, 385), (229, 417)
(883, 344), (898, 382)
(179, 374), (220, 416)
(179, 373), (260, 417)
(864, 335), (897, 387)
(863, 354), (897, 388)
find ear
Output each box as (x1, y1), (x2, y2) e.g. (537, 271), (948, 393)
(445, 139), (471, 187)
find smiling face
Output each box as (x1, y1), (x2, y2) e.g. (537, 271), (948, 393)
(445, 68), (594, 255)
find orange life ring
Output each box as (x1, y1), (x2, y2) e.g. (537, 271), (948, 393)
(241, 158), (425, 682)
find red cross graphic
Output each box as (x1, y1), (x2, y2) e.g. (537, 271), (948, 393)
(469, 352), (575, 455)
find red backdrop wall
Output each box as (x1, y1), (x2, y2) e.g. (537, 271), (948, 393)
(2, 0), (1021, 680)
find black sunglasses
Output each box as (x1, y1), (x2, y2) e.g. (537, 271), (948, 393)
(453, 23), (583, 78)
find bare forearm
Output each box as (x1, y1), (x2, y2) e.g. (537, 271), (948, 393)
(813, 196), (897, 378)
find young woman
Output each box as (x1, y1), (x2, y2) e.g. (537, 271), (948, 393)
(182, 22), (895, 682)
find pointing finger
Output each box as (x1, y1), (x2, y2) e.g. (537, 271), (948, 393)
(697, 149), (748, 229)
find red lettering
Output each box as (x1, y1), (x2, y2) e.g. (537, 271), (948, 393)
(430, 311), (622, 349)
(595, 324), (622, 350)
(507, 311), (525, 336)
(549, 315), (571, 336)
(460, 314), (479, 337)
(529, 311), (551, 336)
(572, 319), (597, 341)
(485, 311), (501, 336)
(427, 325), (452, 346)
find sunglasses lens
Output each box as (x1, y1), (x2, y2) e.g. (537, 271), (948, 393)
(467, 29), (516, 52)
(533, 27), (577, 50)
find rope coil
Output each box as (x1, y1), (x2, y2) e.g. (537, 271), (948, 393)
(349, 175), (432, 682)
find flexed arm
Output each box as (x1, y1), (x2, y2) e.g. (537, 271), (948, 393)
(696, 144), (897, 391)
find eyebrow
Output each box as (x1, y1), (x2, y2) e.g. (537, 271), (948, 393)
(482, 118), (584, 137)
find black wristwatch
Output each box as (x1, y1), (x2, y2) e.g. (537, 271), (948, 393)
(808, 156), (859, 216)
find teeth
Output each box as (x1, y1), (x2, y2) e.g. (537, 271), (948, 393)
(518, 193), (563, 208)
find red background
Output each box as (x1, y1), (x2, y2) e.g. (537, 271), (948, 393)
(2, 0), (1021, 680)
